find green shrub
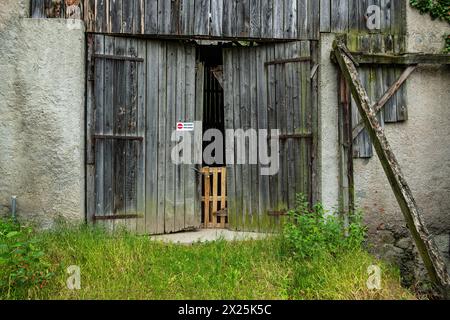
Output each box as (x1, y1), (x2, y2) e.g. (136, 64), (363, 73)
(0, 219), (54, 298)
(410, 0), (450, 23)
(281, 195), (366, 259)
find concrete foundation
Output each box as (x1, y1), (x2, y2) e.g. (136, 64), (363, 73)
(0, 1), (86, 228)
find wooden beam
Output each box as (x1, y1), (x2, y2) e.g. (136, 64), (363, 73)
(353, 65), (417, 140)
(333, 40), (450, 297)
(350, 52), (450, 65)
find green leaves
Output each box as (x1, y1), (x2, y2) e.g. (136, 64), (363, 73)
(280, 195), (366, 260)
(410, 0), (450, 52)
(0, 219), (53, 297)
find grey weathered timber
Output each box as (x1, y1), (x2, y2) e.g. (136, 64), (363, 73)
(223, 41), (316, 232)
(351, 53), (450, 65)
(89, 36), (200, 235)
(352, 65), (417, 140)
(333, 41), (450, 297)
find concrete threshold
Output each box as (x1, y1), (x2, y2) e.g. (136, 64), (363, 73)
(150, 229), (271, 244)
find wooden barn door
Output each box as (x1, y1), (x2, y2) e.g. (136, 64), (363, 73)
(87, 35), (202, 234)
(223, 41), (318, 232)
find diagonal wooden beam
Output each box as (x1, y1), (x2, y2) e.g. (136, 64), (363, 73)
(352, 65), (417, 140)
(333, 40), (450, 297)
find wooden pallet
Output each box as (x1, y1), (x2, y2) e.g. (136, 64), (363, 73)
(201, 167), (227, 229)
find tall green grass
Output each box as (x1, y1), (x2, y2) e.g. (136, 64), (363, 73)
(1, 196), (416, 300)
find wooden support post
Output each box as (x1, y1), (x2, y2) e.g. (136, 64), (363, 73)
(333, 40), (450, 297)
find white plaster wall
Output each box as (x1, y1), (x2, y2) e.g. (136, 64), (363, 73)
(318, 33), (340, 213)
(0, 3), (86, 227)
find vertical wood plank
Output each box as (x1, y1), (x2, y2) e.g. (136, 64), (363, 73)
(256, 43), (270, 228)
(158, 0), (171, 35)
(260, 0), (273, 39)
(194, 0), (210, 36)
(194, 62), (205, 227)
(223, 49), (236, 229)
(94, 35), (105, 219)
(184, 45), (197, 228)
(164, 43), (177, 233)
(284, 0), (297, 39)
(102, 36), (115, 231)
(145, 0), (158, 34)
(110, 0), (123, 33)
(157, 41), (168, 233)
(146, 40), (161, 234)
(136, 39), (146, 234)
(319, 0), (331, 33)
(250, 0), (261, 38)
(331, 0), (348, 33)
(220, 168), (227, 228)
(204, 169), (211, 226)
(273, 0), (284, 38)
(250, 47), (259, 230)
(211, 0), (224, 37)
(174, 44), (186, 231)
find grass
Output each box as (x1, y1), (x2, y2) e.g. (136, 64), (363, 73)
(1, 224), (415, 300)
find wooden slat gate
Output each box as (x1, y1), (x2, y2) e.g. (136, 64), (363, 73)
(223, 41), (318, 232)
(87, 35), (203, 234)
(201, 167), (227, 228)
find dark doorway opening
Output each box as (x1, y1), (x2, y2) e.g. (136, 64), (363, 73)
(198, 46), (225, 167)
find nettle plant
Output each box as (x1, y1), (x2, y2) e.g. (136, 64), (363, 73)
(0, 219), (54, 297)
(409, 0), (450, 52)
(281, 195), (366, 260)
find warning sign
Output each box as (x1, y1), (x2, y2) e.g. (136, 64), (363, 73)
(176, 122), (195, 132)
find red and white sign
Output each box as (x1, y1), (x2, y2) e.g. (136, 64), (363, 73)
(176, 122), (195, 132)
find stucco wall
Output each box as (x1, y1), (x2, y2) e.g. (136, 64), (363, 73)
(0, 3), (86, 228)
(354, 5), (450, 285)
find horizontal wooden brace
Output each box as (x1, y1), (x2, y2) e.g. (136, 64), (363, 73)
(269, 133), (313, 140)
(93, 214), (142, 221)
(94, 135), (144, 141)
(267, 210), (288, 216)
(93, 54), (144, 62)
(349, 52), (450, 65)
(265, 57), (311, 67)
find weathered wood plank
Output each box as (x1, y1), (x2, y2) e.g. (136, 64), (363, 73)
(256, 43), (270, 226)
(232, 49), (243, 230)
(184, 45), (197, 229)
(333, 41), (450, 297)
(211, 0), (224, 37)
(94, 35), (105, 218)
(194, 0), (210, 36)
(31, 0), (46, 18)
(158, 0), (171, 35)
(113, 37), (127, 221)
(174, 44), (186, 231)
(102, 36), (115, 229)
(319, 0), (331, 32)
(110, 0), (123, 33)
(145, 41), (160, 234)
(249, 48), (259, 230)
(260, 0), (273, 39)
(194, 62), (205, 226)
(145, 0), (158, 34)
(157, 42), (168, 233)
(250, 0), (261, 38)
(273, 0), (284, 38)
(164, 43), (177, 233)
(284, 0), (297, 39)
(331, 0), (348, 33)
(136, 39), (146, 234)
